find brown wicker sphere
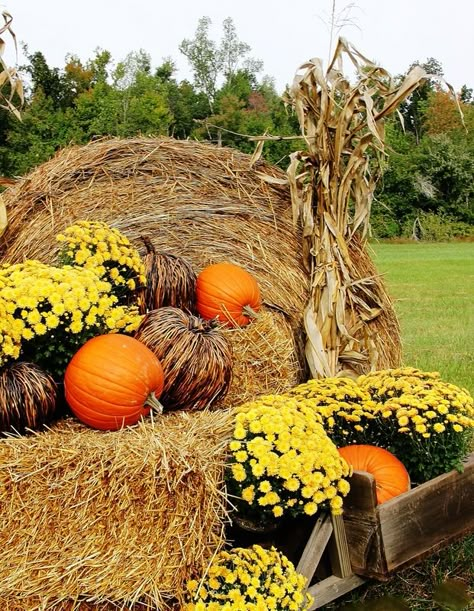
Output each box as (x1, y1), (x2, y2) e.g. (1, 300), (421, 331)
(0, 361), (58, 434)
(134, 307), (233, 411)
(138, 237), (197, 315)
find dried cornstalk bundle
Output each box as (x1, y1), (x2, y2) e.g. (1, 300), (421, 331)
(138, 236), (197, 315)
(0, 361), (58, 433)
(0, 11), (23, 120)
(0, 11), (24, 239)
(285, 37), (429, 378)
(135, 307), (233, 411)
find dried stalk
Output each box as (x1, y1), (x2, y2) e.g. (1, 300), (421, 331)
(0, 11), (23, 239)
(286, 37), (427, 378)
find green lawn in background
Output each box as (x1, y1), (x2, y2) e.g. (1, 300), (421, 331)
(369, 242), (474, 395)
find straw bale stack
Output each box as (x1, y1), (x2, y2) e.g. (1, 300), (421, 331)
(0, 136), (400, 381)
(221, 307), (304, 407)
(0, 410), (234, 610)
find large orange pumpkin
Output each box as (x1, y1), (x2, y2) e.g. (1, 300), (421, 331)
(64, 334), (164, 431)
(338, 444), (410, 504)
(195, 262), (261, 327)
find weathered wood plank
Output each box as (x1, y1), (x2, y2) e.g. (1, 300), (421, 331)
(344, 470), (377, 511)
(296, 512), (333, 582)
(342, 470), (387, 576)
(378, 452), (474, 573)
(328, 513), (352, 578)
(307, 574), (366, 609)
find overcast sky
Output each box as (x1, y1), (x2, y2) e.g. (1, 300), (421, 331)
(5, 0), (473, 94)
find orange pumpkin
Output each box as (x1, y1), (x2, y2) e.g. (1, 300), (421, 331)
(196, 262), (261, 327)
(338, 444), (410, 504)
(64, 334), (164, 431)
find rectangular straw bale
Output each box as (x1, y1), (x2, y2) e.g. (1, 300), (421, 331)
(0, 409), (234, 610)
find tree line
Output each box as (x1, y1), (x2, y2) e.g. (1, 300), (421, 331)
(0, 17), (472, 239)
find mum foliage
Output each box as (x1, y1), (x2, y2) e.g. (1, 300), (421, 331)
(0, 260), (141, 378)
(226, 396), (351, 523)
(184, 544), (312, 611)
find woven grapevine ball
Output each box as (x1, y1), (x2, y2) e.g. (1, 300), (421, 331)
(138, 236), (197, 314)
(338, 444), (410, 504)
(0, 361), (58, 434)
(64, 334), (164, 431)
(134, 306), (233, 411)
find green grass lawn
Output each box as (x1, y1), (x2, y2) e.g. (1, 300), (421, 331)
(370, 242), (474, 395)
(321, 242), (474, 611)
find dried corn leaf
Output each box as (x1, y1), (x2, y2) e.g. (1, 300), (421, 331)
(286, 37), (428, 378)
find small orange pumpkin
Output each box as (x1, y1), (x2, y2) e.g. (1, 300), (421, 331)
(64, 334), (164, 431)
(338, 444), (410, 504)
(196, 262), (261, 327)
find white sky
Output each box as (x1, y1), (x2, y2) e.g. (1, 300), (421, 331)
(4, 0), (474, 94)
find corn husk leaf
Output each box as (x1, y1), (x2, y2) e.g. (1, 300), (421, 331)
(286, 37), (428, 378)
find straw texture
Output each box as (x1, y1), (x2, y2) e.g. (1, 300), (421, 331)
(0, 410), (234, 610)
(0, 136), (400, 374)
(221, 307), (305, 406)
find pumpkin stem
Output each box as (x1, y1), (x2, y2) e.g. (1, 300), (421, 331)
(141, 235), (156, 255)
(145, 392), (163, 414)
(243, 305), (259, 319)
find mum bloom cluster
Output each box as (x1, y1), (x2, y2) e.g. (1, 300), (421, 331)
(56, 220), (146, 298)
(283, 368), (474, 483)
(284, 376), (376, 445)
(357, 367), (474, 482)
(184, 545), (312, 611)
(0, 261), (141, 371)
(358, 367), (474, 436)
(227, 396), (351, 521)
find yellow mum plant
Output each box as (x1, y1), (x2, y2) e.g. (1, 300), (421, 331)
(226, 396), (351, 524)
(0, 260), (141, 379)
(283, 370), (474, 483)
(56, 220), (145, 303)
(184, 544), (312, 611)
(284, 376), (376, 444)
(357, 367), (474, 483)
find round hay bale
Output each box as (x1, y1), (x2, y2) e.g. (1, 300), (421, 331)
(0, 136), (400, 377)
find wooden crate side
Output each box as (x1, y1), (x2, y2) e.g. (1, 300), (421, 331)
(377, 452), (474, 574)
(342, 471), (388, 577)
(308, 574), (366, 610)
(328, 514), (353, 578)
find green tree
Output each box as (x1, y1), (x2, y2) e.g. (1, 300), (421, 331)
(23, 49), (66, 108)
(72, 81), (121, 139)
(219, 17), (263, 80)
(179, 17), (220, 110)
(179, 16), (263, 111)
(153, 59), (210, 138)
(399, 57), (444, 143)
(3, 89), (80, 175)
(86, 48), (113, 84)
